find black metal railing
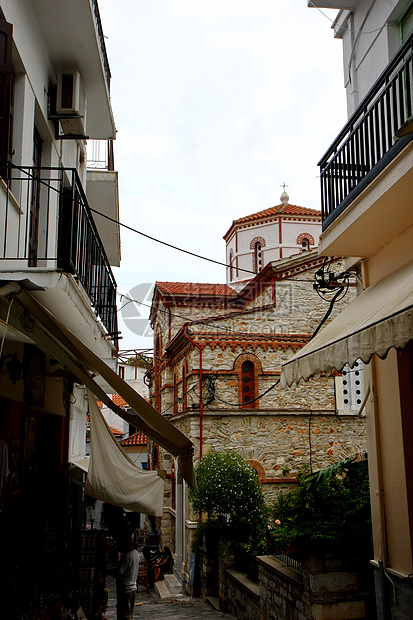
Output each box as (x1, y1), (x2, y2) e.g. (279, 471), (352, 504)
(91, 0), (111, 89)
(87, 140), (115, 171)
(319, 32), (413, 228)
(0, 165), (117, 337)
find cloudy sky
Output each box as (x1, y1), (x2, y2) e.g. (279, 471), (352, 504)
(97, 0), (347, 350)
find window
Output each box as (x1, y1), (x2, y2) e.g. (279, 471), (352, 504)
(400, 3), (413, 43)
(255, 242), (263, 272)
(0, 19), (13, 181)
(235, 354), (262, 409)
(296, 233), (315, 252)
(154, 328), (162, 411)
(182, 362), (188, 411)
(173, 372), (178, 414)
(241, 361), (255, 405)
(118, 365), (125, 379)
(229, 250), (234, 281)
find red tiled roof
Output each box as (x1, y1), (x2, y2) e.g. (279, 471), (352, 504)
(232, 203), (321, 225)
(156, 282), (237, 296)
(121, 431), (148, 447)
(112, 394), (129, 407)
(96, 394), (129, 409)
(110, 427), (124, 435)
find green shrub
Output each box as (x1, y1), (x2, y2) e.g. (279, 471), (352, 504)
(189, 450), (265, 528)
(272, 458), (372, 554)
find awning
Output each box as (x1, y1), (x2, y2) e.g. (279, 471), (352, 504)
(85, 392), (164, 516)
(1, 284), (195, 488)
(281, 260), (413, 387)
(70, 455), (90, 473)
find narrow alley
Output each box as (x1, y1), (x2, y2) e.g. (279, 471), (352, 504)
(103, 577), (238, 620)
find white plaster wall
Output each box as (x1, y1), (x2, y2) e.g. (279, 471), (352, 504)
(337, 1), (408, 115)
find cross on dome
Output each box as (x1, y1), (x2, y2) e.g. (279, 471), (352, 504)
(280, 182), (289, 205)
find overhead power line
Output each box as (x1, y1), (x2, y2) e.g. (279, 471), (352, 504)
(4, 161), (323, 283)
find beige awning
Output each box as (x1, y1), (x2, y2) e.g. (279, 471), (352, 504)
(70, 455), (90, 473)
(3, 285), (195, 488)
(281, 260), (413, 387)
(85, 392), (164, 516)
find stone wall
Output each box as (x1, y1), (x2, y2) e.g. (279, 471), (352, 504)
(205, 546), (371, 620)
(226, 568), (260, 620)
(258, 557), (305, 620)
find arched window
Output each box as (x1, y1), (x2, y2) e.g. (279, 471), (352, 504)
(255, 242), (263, 272)
(229, 249), (234, 281)
(241, 361), (255, 404)
(173, 372), (178, 414)
(182, 361), (188, 411)
(234, 354), (262, 409)
(154, 328), (162, 411)
(250, 236), (266, 273)
(296, 232), (315, 252)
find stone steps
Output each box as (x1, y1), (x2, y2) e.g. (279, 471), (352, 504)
(154, 573), (184, 599)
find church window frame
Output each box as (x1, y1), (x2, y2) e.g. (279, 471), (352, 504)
(234, 353), (263, 409)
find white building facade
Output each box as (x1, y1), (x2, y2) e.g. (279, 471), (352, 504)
(224, 191), (322, 291)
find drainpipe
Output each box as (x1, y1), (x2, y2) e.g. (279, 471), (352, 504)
(183, 325), (203, 461)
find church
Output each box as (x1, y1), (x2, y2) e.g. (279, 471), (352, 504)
(147, 192), (367, 592)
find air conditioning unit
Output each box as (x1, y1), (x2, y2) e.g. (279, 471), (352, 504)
(56, 70), (87, 136)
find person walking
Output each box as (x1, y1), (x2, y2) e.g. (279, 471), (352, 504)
(116, 540), (140, 620)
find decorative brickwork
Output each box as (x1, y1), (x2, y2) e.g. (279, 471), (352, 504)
(296, 232), (315, 250)
(149, 250), (366, 576)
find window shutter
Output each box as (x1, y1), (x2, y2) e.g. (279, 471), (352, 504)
(0, 18), (12, 177)
(401, 4), (413, 43)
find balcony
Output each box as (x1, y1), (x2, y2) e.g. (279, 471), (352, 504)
(319, 32), (413, 231)
(0, 165), (118, 338)
(27, 0), (115, 139)
(86, 140), (120, 267)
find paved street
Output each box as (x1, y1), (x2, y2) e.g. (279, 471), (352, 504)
(103, 577), (237, 620)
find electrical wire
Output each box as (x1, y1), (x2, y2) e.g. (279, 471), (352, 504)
(161, 381), (199, 415)
(2, 160), (319, 282)
(212, 378), (280, 407)
(308, 0), (386, 34)
(117, 291), (294, 338)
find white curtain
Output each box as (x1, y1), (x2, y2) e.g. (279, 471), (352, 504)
(85, 391), (164, 516)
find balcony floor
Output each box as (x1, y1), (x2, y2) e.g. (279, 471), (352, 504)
(319, 141), (413, 259)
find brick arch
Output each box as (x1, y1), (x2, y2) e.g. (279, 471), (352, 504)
(233, 352), (263, 374)
(249, 236), (266, 250)
(250, 237), (266, 273)
(234, 353), (262, 409)
(246, 459), (266, 485)
(296, 232), (315, 246)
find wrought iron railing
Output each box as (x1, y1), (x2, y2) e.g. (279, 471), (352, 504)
(319, 32), (413, 228)
(91, 0), (111, 90)
(0, 165), (117, 337)
(87, 140), (115, 171)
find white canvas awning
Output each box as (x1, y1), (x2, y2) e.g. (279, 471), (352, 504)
(70, 455), (90, 473)
(0, 283), (195, 488)
(281, 260), (413, 387)
(85, 392), (164, 516)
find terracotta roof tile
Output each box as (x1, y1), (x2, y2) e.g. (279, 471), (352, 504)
(96, 394), (129, 409)
(111, 394), (129, 408)
(110, 427), (124, 435)
(232, 203), (321, 226)
(121, 431), (148, 447)
(156, 282), (237, 296)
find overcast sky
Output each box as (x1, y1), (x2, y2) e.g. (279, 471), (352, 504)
(97, 0), (347, 350)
